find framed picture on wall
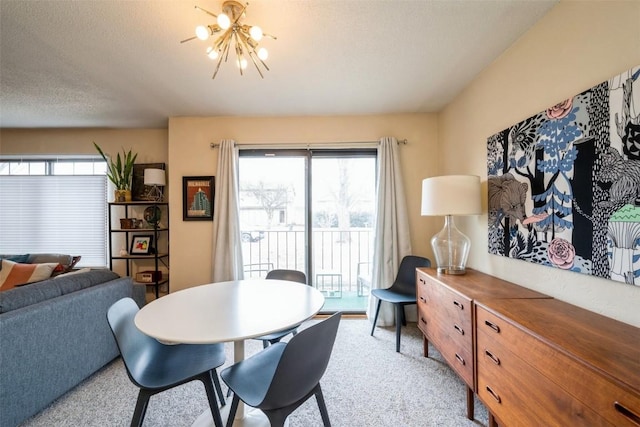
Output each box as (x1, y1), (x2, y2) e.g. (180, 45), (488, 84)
(183, 176), (214, 221)
(130, 234), (154, 255)
(132, 163), (166, 201)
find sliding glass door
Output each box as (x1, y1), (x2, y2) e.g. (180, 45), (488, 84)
(238, 148), (376, 313)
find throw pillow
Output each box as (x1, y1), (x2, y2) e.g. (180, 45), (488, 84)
(0, 254), (30, 271)
(0, 260), (58, 291)
(50, 255), (82, 277)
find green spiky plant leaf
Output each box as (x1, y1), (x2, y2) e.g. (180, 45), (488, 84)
(93, 142), (138, 190)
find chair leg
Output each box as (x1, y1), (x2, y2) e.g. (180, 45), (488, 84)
(225, 394), (240, 427)
(370, 299), (381, 336)
(400, 304), (407, 326)
(131, 389), (152, 427)
(200, 373), (224, 427)
(210, 369), (226, 407)
(394, 304), (402, 352)
(315, 385), (332, 427)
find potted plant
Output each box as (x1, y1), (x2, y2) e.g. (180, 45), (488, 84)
(93, 142), (138, 202)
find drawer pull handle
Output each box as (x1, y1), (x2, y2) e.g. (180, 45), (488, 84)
(420, 317), (427, 325)
(454, 324), (465, 335)
(455, 353), (465, 365)
(614, 402), (640, 424)
(486, 386), (501, 403)
(419, 278), (425, 284)
(484, 349), (501, 365)
(484, 320), (501, 333)
(419, 296), (426, 303)
(453, 300), (464, 310)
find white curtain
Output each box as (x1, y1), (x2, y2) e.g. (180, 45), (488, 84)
(211, 140), (245, 282)
(366, 137), (412, 326)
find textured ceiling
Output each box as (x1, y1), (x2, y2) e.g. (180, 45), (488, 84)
(0, 0), (558, 129)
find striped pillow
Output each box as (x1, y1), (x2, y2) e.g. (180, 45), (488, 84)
(0, 259), (59, 291)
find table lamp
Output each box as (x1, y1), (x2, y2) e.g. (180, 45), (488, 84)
(421, 175), (481, 275)
(144, 168), (165, 202)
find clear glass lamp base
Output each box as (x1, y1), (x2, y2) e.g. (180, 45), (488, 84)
(431, 215), (471, 275)
(436, 266), (467, 275)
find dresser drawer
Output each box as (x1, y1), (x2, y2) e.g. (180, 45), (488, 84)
(417, 299), (432, 338)
(425, 277), (471, 327)
(418, 272), (472, 336)
(417, 270), (472, 322)
(477, 304), (640, 427)
(437, 331), (473, 387)
(477, 327), (610, 426)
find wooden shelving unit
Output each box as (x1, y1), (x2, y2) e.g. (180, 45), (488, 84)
(108, 201), (169, 299)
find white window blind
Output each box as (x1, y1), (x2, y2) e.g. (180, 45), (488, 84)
(0, 175), (108, 267)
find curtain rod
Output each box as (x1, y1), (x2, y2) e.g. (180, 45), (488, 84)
(209, 139), (408, 149)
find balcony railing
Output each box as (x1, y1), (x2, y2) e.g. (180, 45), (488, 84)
(242, 228), (373, 297)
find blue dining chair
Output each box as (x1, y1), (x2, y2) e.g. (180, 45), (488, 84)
(107, 298), (226, 427)
(370, 255), (431, 352)
(254, 269), (308, 348)
(222, 312), (342, 427)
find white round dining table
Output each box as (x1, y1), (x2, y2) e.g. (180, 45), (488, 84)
(134, 279), (325, 427)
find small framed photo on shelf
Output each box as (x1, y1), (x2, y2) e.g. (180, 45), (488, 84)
(130, 234), (154, 255)
(183, 176), (214, 221)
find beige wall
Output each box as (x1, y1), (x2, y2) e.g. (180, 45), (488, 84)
(168, 114), (439, 291)
(0, 128), (168, 162)
(439, 1), (640, 327)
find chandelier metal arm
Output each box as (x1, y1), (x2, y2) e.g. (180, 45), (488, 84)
(194, 5), (219, 19)
(211, 31), (231, 80)
(180, 35), (198, 44)
(233, 31), (245, 76)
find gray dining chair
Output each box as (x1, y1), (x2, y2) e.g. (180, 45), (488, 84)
(107, 297), (226, 427)
(370, 255), (431, 352)
(221, 312), (342, 427)
(254, 269), (307, 348)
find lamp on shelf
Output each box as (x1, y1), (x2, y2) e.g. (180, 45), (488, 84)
(421, 175), (481, 275)
(144, 168), (166, 202)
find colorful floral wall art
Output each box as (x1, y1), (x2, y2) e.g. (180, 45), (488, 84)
(487, 65), (640, 286)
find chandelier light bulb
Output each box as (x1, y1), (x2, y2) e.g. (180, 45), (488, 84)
(206, 46), (218, 60)
(257, 47), (268, 61)
(249, 26), (263, 41)
(217, 13), (231, 30)
(195, 25), (209, 40)
(237, 57), (248, 69)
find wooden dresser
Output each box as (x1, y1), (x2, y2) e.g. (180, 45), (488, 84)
(416, 268), (549, 420)
(476, 298), (640, 427)
(416, 267), (640, 426)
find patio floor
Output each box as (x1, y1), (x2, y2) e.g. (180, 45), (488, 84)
(319, 290), (368, 313)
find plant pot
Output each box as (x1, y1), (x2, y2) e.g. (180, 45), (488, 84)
(114, 190), (132, 202)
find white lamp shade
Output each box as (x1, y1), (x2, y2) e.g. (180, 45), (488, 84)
(421, 175), (481, 216)
(144, 168), (166, 186)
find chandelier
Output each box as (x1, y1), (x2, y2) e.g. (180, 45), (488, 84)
(181, 1), (275, 79)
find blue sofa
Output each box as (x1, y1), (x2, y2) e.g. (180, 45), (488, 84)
(0, 269), (145, 426)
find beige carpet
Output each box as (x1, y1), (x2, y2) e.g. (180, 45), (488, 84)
(22, 318), (488, 427)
